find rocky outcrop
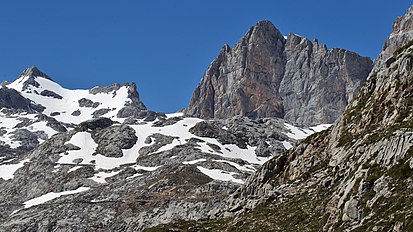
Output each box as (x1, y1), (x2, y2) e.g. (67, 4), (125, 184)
(0, 87), (44, 113)
(93, 124), (138, 158)
(40, 89), (63, 99)
(185, 21), (372, 126)
(78, 98), (100, 108)
(374, 6), (413, 69)
(76, 117), (114, 131)
(11, 129), (47, 149)
(189, 121), (248, 149)
(36, 114), (68, 132)
(89, 82), (163, 121)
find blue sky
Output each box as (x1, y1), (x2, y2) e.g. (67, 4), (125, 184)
(0, 1), (411, 113)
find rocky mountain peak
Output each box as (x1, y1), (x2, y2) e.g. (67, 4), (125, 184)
(185, 20), (287, 120)
(125, 82), (147, 109)
(392, 6), (413, 35)
(17, 66), (52, 81)
(244, 20), (285, 44)
(12, 66), (54, 91)
(186, 21), (372, 126)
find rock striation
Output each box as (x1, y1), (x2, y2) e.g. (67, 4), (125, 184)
(185, 21), (372, 126)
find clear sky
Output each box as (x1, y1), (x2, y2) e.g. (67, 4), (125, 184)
(0, 1), (411, 113)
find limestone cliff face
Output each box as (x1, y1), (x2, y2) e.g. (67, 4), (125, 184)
(186, 21), (372, 126)
(281, 34), (372, 126)
(186, 21), (286, 120)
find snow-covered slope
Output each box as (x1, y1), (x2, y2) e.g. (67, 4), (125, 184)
(8, 75), (131, 124)
(1, 112), (330, 185)
(0, 66), (332, 231)
(0, 66), (158, 164)
(7, 66), (149, 124)
(0, 65), (332, 182)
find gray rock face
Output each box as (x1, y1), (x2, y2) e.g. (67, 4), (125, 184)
(11, 129), (46, 150)
(186, 21), (286, 120)
(40, 89), (63, 99)
(185, 21), (372, 126)
(152, 116), (183, 127)
(89, 83), (123, 95)
(117, 108), (163, 122)
(18, 66), (52, 81)
(90, 82), (156, 120)
(90, 82), (146, 110)
(78, 98), (100, 108)
(76, 118), (114, 131)
(281, 35), (372, 126)
(374, 6), (413, 69)
(189, 121), (247, 149)
(71, 110), (81, 116)
(93, 124), (137, 158)
(0, 87), (44, 113)
(92, 108), (112, 118)
(36, 114), (68, 132)
(138, 133), (177, 156)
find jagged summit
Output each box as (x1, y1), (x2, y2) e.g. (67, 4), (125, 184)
(17, 66), (52, 81)
(185, 19), (286, 121)
(185, 20), (372, 126)
(245, 20), (285, 42)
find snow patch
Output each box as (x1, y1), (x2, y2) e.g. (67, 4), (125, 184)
(282, 141), (293, 150)
(310, 124), (332, 132)
(89, 170), (121, 184)
(284, 123), (332, 140)
(0, 159), (29, 180)
(68, 166), (83, 173)
(284, 123), (314, 140)
(182, 159), (206, 165)
(197, 166), (244, 184)
(22, 187), (90, 209)
(165, 112), (184, 118)
(126, 173), (143, 180)
(215, 160), (256, 172)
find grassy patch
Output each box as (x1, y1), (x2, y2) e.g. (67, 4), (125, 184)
(145, 186), (333, 232)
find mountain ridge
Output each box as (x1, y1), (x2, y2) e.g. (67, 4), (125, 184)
(0, 65), (331, 230)
(185, 20), (372, 126)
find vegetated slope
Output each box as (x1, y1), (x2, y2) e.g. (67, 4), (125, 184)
(146, 5), (413, 232)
